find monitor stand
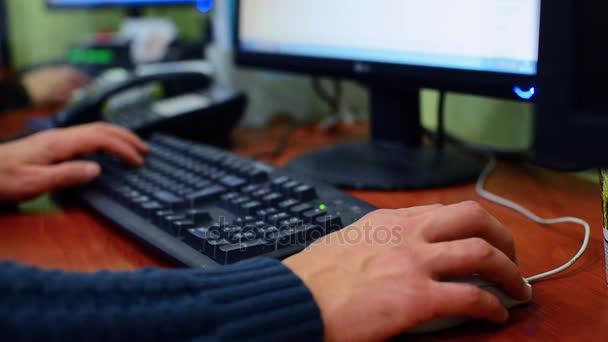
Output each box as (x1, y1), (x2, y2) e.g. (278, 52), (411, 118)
(284, 84), (485, 190)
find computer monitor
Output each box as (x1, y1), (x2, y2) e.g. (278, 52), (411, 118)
(47, 0), (213, 16)
(534, 0), (608, 170)
(236, 0), (542, 190)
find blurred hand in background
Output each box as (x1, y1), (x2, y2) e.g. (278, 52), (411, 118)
(21, 66), (90, 106)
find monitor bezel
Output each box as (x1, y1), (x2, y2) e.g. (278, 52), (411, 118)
(46, 0), (197, 9)
(234, 0), (540, 101)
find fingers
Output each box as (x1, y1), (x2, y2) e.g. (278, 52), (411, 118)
(424, 239), (529, 300)
(47, 123), (148, 166)
(101, 136), (145, 166)
(99, 124), (149, 153)
(430, 282), (509, 324)
(29, 161), (101, 194)
(419, 201), (518, 263)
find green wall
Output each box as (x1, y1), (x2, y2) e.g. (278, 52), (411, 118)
(420, 90), (533, 150)
(6, 0), (207, 69)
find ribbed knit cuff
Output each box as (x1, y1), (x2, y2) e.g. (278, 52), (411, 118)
(191, 258), (324, 341)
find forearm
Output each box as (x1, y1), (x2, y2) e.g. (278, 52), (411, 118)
(0, 258), (323, 341)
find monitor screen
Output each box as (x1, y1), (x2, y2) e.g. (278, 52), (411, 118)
(47, 0), (198, 7)
(239, 0), (541, 76)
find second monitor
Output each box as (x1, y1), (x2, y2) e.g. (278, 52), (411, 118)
(236, 0), (541, 190)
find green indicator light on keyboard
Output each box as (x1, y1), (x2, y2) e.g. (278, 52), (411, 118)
(319, 204), (327, 211)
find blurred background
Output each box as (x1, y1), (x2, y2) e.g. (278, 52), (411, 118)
(0, 0), (534, 158)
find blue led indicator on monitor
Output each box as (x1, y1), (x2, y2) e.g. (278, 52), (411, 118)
(514, 86), (536, 100)
(196, 0), (213, 12)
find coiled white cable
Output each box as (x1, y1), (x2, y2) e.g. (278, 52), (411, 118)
(476, 157), (591, 284)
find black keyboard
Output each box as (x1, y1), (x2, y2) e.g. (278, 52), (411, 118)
(78, 134), (376, 268)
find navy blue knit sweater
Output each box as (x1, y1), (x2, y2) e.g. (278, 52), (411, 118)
(0, 258), (324, 341)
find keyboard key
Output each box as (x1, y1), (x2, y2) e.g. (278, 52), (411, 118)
(252, 188), (272, 198)
(290, 204), (313, 217)
(241, 184), (260, 194)
(230, 230), (258, 243)
(162, 215), (187, 231)
(171, 220), (195, 237)
(217, 239), (275, 264)
(154, 210), (176, 225)
(152, 191), (186, 210)
(220, 193), (240, 206)
(129, 195), (151, 207)
(281, 180), (301, 194)
(240, 201), (263, 215)
(246, 169), (270, 183)
(277, 199), (300, 211)
(254, 220), (267, 229)
(205, 238), (232, 260)
(187, 185), (226, 204)
(302, 208), (327, 223)
(185, 209), (212, 224)
(139, 201), (164, 218)
(268, 212), (290, 226)
(275, 224), (325, 248)
(278, 217), (304, 229)
(221, 226), (243, 240)
(271, 176), (290, 190)
(184, 228), (211, 251)
(256, 208), (278, 221)
(262, 193), (284, 206)
(198, 222), (225, 239)
(293, 185), (318, 201)
(230, 197), (251, 211)
(220, 175), (247, 189)
(234, 216), (257, 226)
(257, 225), (280, 238)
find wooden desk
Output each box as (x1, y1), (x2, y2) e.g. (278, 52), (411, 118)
(0, 111), (607, 341)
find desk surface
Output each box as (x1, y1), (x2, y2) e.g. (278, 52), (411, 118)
(0, 111), (607, 341)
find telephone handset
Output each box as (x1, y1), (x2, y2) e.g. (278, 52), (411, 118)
(52, 66), (247, 148)
(55, 69), (212, 127)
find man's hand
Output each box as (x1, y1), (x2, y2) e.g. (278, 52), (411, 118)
(21, 66), (90, 106)
(0, 123), (148, 203)
(284, 202), (531, 341)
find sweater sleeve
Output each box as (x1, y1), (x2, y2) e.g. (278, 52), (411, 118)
(0, 77), (31, 112)
(0, 258), (324, 341)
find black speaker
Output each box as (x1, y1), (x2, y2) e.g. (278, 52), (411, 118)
(533, 0), (608, 170)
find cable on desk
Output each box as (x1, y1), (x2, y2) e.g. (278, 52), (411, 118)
(249, 122), (298, 159)
(476, 157), (591, 284)
(423, 91), (529, 160)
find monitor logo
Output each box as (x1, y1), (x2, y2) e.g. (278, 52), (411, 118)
(354, 62), (371, 74)
(514, 86), (536, 100)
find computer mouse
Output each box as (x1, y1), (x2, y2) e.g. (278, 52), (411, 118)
(408, 276), (532, 334)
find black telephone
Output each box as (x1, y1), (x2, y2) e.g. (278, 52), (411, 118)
(53, 67), (247, 148)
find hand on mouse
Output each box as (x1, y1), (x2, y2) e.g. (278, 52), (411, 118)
(284, 202), (531, 341)
(0, 123), (148, 203)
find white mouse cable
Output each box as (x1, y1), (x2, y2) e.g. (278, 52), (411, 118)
(475, 157), (591, 284)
